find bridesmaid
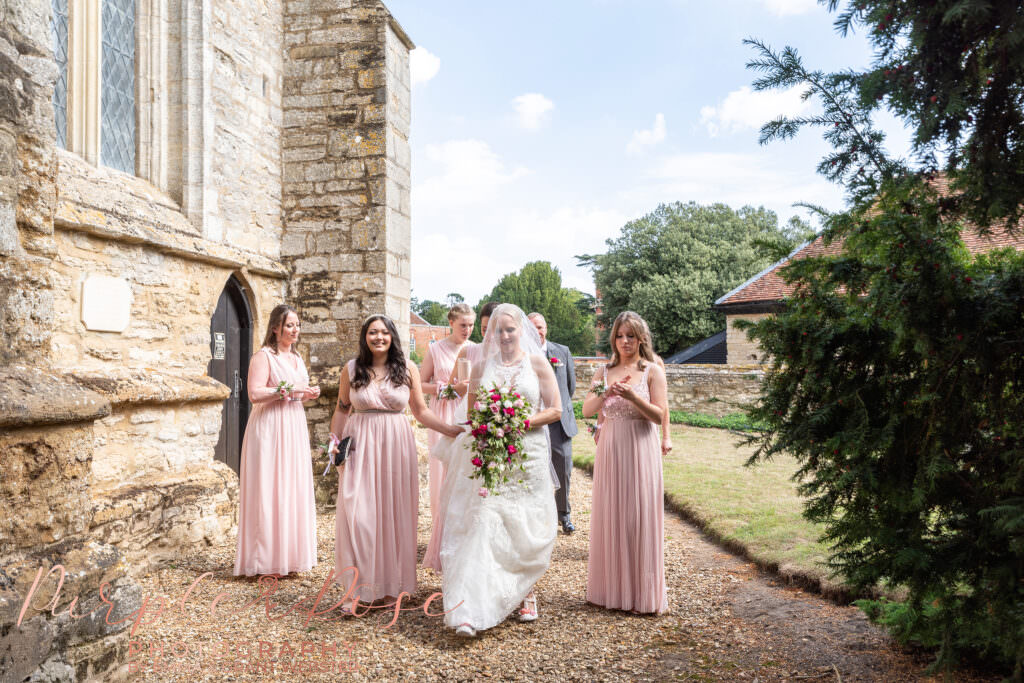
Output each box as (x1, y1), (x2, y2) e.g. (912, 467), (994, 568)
(329, 315), (462, 609)
(419, 303), (476, 572)
(453, 300), (499, 394)
(582, 310), (669, 614)
(234, 304), (320, 576)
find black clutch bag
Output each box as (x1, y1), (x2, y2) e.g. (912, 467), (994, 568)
(332, 436), (353, 466)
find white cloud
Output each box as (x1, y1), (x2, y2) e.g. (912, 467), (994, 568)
(410, 47), (440, 86)
(412, 205), (631, 302)
(625, 150), (841, 222)
(699, 85), (813, 137)
(757, 0), (819, 16)
(413, 139), (529, 213)
(626, 113), (667, 155)
(512, 93), (555, 130)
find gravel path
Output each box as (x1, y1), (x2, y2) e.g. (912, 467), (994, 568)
(125, 429), (996, 682)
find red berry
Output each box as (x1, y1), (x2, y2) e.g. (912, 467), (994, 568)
(930, 95), (938, 103)
(965, 276), (972, 282)
(956, 334), (963, 341)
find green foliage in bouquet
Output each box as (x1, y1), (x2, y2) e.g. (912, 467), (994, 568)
(466, 383), (534, 495)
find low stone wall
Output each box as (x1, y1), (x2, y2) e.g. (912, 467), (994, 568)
(573, 361), (764, 417)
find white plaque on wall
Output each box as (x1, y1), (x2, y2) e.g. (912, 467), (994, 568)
(81, 275), (132, 332)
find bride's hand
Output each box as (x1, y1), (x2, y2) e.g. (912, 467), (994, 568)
(444, 424), (464, 438)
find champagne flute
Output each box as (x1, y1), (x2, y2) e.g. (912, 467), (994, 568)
(456, 358), (471, 383)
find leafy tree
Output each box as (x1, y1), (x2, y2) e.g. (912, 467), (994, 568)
(741, 2), (1024, 675)
(412, 298), (448, 326)
(578, 203), (809, 355)
(475, 261), (595, 354)
(445, 292), (464, 307)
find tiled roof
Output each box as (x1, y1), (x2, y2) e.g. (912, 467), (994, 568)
(716, 224), (1024, 308)
(410, 311), (429, 325)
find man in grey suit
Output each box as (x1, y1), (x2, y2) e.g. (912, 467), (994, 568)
(528, 312), (578, 534)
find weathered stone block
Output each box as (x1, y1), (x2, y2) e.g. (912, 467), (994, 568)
(294, 255), (328, 274)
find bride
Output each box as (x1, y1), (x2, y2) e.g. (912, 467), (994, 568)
(431, 303), (561, 637)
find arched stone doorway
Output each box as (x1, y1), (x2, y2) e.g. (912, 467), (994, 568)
(208, 274), (253, 474)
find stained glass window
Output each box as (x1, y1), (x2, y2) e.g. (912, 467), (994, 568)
(100, 0), (135, 174)
(50, 0), (68, 149)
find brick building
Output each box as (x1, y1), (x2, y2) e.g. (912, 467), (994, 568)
(714, 223), (1024, 364)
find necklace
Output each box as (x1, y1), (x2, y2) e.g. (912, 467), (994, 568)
(499, 354), (524, 366)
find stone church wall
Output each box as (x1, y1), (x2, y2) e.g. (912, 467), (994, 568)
(1, 0), (413, 678)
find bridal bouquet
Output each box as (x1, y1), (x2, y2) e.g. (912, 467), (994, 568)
(465, 383), (533, 495)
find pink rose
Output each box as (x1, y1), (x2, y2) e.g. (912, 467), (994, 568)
(473, 401), (484, 411)
(478, 487), (489, 498)
(525, 419), (530, 429)
(471, 457), (483, 467)
(480, 423), (488, 432)
(514, 399), (524, 408)
(495, 428), (505, 438)
(507, 444), (517, 455)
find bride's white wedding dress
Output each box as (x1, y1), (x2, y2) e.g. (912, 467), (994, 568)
(432, 353), (558, 632)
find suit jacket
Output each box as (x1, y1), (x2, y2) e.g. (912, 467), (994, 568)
(544, 341), (578, 438)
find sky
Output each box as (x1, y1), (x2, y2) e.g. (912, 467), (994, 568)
(386, 0), (915, 304)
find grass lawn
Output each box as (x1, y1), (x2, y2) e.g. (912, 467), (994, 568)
(572, 422), (849, 597)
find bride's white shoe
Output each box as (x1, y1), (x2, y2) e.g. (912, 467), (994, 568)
(518, 592), (538, 622)
(455, 623), (476, 637)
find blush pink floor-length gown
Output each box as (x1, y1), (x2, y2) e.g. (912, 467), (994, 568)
(334, 359), (418, 602)
(586, 363), (668, 613)
(234, 348), (317, 576)
(422, 339), (476, 572)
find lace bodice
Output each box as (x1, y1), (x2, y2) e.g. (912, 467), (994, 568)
(601, 364), (651, 420)
(478, 355), (541, 410)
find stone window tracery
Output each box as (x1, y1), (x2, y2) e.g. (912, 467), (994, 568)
(49, 0), (210, 228)
(50, 0), (135, 174)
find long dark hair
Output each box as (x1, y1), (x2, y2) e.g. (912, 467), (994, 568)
(351, 314), (410, 389)
(261, 304), (299, 354)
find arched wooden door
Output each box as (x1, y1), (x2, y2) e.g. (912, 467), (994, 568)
(208, 275), (252, 474)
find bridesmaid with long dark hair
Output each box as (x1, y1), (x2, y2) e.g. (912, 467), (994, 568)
(234, 304), (320, 576)
(329, 315), (462, 610)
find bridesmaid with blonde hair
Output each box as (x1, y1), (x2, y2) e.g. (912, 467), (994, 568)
(234, 304), (320, 577)
(582, 310), (669, 613)
(419, 303), (476, 572)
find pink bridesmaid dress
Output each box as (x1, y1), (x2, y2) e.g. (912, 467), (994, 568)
(234, 348), (317, 576)
(586, 363), (668, 613)
(422, 339), (474, 571)
(334, 359), (418, 602)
